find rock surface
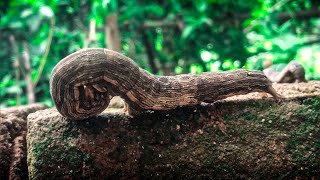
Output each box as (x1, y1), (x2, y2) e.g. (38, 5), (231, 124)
(0, 103), (47, 180)
(27, 82), (320, 179)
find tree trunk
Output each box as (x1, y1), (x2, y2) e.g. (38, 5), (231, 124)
(105, 13), (121, 52)
(22, 42), (35, 104)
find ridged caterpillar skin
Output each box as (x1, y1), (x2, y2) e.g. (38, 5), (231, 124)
(50, 48), (280, 119)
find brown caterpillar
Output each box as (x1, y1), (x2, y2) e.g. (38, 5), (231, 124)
(50, 48), (280, 119)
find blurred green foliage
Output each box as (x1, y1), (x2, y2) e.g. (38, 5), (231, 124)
(0, 0), (320, 107)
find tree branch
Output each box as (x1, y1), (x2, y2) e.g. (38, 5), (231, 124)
(33, 17), (55, 88)
(276, 8), (320, 22)
(140, 27), (159, 74)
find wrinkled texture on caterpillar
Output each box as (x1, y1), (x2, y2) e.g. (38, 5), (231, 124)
(50, 48), (280, 119)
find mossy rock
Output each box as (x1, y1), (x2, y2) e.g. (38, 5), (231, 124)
(27, 82), (320, 179)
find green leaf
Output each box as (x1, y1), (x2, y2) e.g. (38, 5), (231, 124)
(210, 61), (221, 72)
(278, 21), (291, 33)
(146, 4), (164, 16)
(264, 41), (272, 50)
(21, 9), (33, 18)
(181, 25), (195, 40)
(174, 66), (183, 74)
(40, 6), (54, 18)
(67, 7), (74, 14)
(6, 85), (22, 94)
(243, 18), (254, 27)
(190, 64), (203, 74)
(102, 0), (111, 9)
(0, 75), (12, 88)
(194, 1), (207, 13)
(200, 50), (212, 62)
(8, 20), (23, 29)
(27, 15), (42, 33)
(222, 59), (233, 70)
(233, 60), (241, 69)
(155, 32), (163, 51)
(7, 99), (17, 106)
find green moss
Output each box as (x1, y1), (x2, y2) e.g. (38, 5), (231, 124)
(299, 97), (320, 123)
(288, 97), (320, 167)
(241, 111), (258, 121)
(29, 125), (92, 179)
(28, 134), (53, 179)
(223, 113), (233, 121)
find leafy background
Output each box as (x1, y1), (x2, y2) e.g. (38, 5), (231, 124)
(1, 0), (320, 107)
